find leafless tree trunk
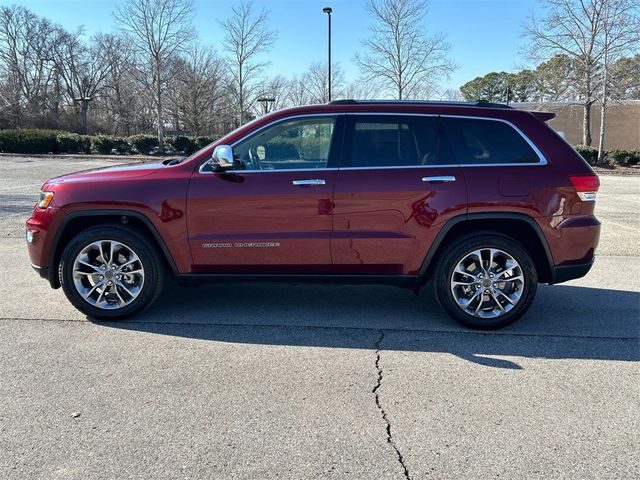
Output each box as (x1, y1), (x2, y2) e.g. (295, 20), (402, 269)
(0, 6), (56, 127)
(303, 61), (345, 104)
(167, 44), (226, 135)
(597, 0), (640, 161)
(525, 0), (611, 146)
(220, 1), (276, 125)
(51, 29), (112, 133)
(355, 0), (455, 99)
(114, 0), (194, 150)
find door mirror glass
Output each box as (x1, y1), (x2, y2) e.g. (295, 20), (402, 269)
(211, 145), (234, 171)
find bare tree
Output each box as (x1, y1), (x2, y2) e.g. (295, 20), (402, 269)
(439, 88), (464, 101)
(167, 43), (226, 135)
(303, 61), (345, 103)
(96, 33), (142, 135)
(51, 29), (112, 133)
(255, 75), (290, 112)
(114, 0), (195, 150)
(596, 0), (640, 160)
(525, 0), (610, 146)
(287, 75), (311, 106)
(355, 0), (455, 99)
(220, 0), (276, 125)
(343, 78), (382, 100)
(0, 6), (56, 127)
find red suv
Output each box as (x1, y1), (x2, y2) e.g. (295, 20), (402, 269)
(26, 101), (600, 329)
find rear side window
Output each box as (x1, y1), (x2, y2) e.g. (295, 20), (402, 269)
(441, 117), (541, 165)
(344, 115), (451, 168)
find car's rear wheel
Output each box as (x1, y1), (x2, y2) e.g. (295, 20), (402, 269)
(59, 225), (164, 319)
(433, 233), (537, 329)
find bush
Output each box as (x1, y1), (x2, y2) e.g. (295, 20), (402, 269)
(0, 129), (60, 154)
(606, 149), (640, 166)
(195, 136), (214, 149)
(111, 137), (131, 154)
(90, 135), (117, 154)
(56, 133), (91, 154)
(574, 145), (599, 165)
(168, 135), (197, 154)
(128, 134), (158, 154)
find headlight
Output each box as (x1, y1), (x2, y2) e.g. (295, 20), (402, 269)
(37, 191), (54, 209)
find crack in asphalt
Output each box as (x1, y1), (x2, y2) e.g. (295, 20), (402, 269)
(373, 329), (412, 480)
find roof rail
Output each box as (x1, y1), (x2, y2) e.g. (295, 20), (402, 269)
(327, 99), (513, 109)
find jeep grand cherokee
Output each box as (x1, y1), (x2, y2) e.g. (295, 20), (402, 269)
(26, 100), (600, 329)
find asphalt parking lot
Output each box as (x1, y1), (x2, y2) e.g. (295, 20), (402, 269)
(0, 156), (638, 479)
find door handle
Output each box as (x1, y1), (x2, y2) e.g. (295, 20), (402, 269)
(292, 179), (326, 186)
(422, 176), (456, 184)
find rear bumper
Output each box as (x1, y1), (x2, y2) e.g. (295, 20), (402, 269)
(550, 259), (594, 284)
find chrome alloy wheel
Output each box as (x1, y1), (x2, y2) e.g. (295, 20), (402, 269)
(72, 240), (145, 310)
(450, 248), (524, 319)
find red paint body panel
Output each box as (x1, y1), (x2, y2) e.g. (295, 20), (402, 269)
(332, 166), (466, 274)
(28, 161), (194, 273)
(187, 170), (337, 273)
(26, 101), (600, 286)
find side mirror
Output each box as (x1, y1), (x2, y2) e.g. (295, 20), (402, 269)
(211, 145), (234, 171)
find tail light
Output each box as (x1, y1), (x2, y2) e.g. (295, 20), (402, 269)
(569, 175), (599, 201)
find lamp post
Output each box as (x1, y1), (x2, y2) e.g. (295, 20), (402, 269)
(322, 7), (332, 102)
(257, 97), (276, 115)
(74, 96), (92, 134)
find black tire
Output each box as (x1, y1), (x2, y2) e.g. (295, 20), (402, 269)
(59, 224), (164, 320)
(433, 232), (537, 330)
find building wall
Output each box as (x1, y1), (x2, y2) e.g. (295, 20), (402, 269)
(513, 101), (640, 150)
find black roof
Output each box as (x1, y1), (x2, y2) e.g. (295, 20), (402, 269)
(328, 99), (514, 109)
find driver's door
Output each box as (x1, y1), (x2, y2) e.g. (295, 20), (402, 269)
(186, 115), (341, 273)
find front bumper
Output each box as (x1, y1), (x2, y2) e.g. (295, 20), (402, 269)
(30, 262), (51, 281)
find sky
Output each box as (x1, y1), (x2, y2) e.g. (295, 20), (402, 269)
(10, 0), (544, 91)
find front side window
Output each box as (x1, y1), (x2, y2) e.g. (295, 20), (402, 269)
(441, 117), (541, 165)
(233, 116), (336, 170)
(344, 115), (448, 168)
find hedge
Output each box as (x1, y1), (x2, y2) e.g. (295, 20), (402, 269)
(128, 134), (158, 154)
(0, 129), (636, 164)
(0, 129), (218, 155)
(573, 145), (640, 166)
(606, 149), (640, 166)
(56, 133), (91, 154)
(0, 129), (60, 154)
(167, 135), (197, 155)
(574, 145), (599, 165)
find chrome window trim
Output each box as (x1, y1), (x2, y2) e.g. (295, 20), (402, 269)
(198, 111), (547, 174)
(439, 114), (548, 166)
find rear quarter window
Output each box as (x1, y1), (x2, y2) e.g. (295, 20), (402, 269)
(441, 117), (542, 165)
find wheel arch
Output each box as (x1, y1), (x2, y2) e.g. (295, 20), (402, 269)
(47, 209), (178, 288)
(419, 213), (554, 284)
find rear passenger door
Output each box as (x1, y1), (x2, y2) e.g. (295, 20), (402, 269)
(331, 114), (467, 275)
(440, 116), (548, 218)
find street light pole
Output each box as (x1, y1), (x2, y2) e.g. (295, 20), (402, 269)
(323, 7), (332, 102)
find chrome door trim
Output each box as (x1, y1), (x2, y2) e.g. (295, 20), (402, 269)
(292, 179), (326, 186)
(422, 176), (456, 183)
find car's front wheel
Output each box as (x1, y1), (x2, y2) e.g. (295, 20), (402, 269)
(59, 225), (164, 319)
(433, 233), (537, 329)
